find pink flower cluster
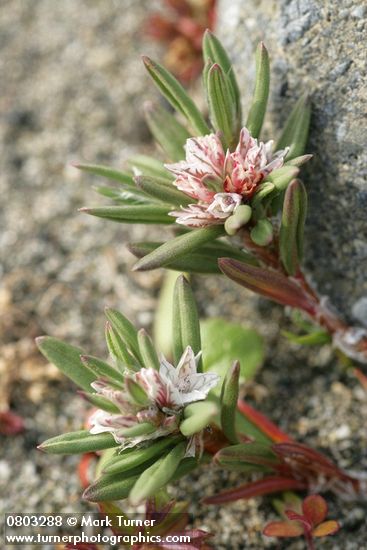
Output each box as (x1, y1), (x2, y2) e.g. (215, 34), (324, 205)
(165, 128), (288, 227)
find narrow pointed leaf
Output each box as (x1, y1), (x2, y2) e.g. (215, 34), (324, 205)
(94, 185), (152, 205)
(153, 271), (180, 358)
(105, 321), (138, 371)
(215, 442), (279, 470)
(282, 329), (331, 346)
(246, 42), (270, 138)
(172, 275), (201, 368)
(203, 476), (307, 504)
(220, 361), (240, 443)
(124, 378), (150, 406)
(137, 329), (160, 370)
(180, 402), (218, 437)
(38, 430), (118, 455)
(312, 520), (340, 537)
(142, 57), (209, 135)
(83, 472), (139, 502)
(276, 94), (311, 160)
(128, 155), (173, 182)
(237, 400), (293, 443)
(265, 166), (300, 191)
(73, 163), (134, 186)
(103, 436), (183, 475)
(263, 521), (304, 537)
(218, 258), (317, 315)
(286, 154), (313, 167)
(280, 179), (308, 275)
(129, 442), (186, 505)
(119, 422), (156, 438)
(129, 240), (258, 274)
(202, 30), (241, 119)
(135, 176), (190, 206)
(79, 205), (174, 224)
(104, 308), (142, 363)
(133, 226), (224, 272)
(80, 355), (124, 386)
(144, 101), (191, 161)
(79, 391), (120, 414)
(207, 63), (238, 149)
(36, 337), (94, 392)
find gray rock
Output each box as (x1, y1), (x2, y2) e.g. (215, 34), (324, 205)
(217, 0), (367, 322)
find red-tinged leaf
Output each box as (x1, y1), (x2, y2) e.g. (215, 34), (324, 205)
(0, 411), (25, 435)
(273, 442), (341, 475)
(302, 494), (328, 526)
(285, 510), (311, 531)
(312, 520), (340, 537)
(218, 259), (317, 316)
(354, 368), (367, 392)
(202, 476), (307, 504)
(237, 400), (293, 443)
(78, 453), (97, 489)
(263, 520), (304, 538)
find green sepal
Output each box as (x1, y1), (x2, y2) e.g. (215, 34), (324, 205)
(220, 361), (240, 444)
(36, 337), (94, 392)
(276, 94), (311, 160)
(180, 401), (218, 437)
(73, 163), (134, 186)
(250, 219), (273, 246)
(246, 42), (270, 138)
(129, 441), (187, 505)
(279, 179), (307, 275)
(79, 205), (174, 225)
(135, 176), (190, 206)
(144, 101), (190, 161)
(142, 57), (209, 136)
(133, 226), (225, 271)
(137, 329), (160, 370)
(102, 436), (184, 476)
(38, 430), (118, 455)
(80, 355), (124, 386)
(207, 63), (238, 149)
(202, 30), (241, 120)
(172, 275), (201, 369)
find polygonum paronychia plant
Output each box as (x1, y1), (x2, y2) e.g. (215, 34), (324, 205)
(74, 31), (367, 364)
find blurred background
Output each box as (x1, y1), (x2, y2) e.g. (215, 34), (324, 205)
(1, 1), (366, 548)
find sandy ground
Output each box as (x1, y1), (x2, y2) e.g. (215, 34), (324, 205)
(0, 1), (366, 548)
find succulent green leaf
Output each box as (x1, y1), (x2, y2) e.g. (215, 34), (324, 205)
(279, 179), (307, 275)
(207, 63), (238, 149)
(129, 441), (187, 505)
(282, 329), (331, 346)
(118, 423), (157, 438)
(36, 337), (94, 392)
(124, 378), (150, 406)
(79, 205), (174, 225)
(251, 182), (275, 208)
(38, 430), (118, 455)
(276, 94), (311, 160)
(215, 442), (279, 472)
(129, 239), (258, 274)
(128, 155), (173, 183)
(80, 355), (124, 386)
(224, 205), (253, 236)
(94, 186), (153, 205)
(202, 30), (241, 120)
(246, 42), (270, 138)
(133, 226), (224, 272)
(135, 176), (190, 206)
(105, 322), (138, 371)
(142, 57), (209, 136)
(265, 166), (300, 192)
(180, 401), (218, 437)
(81, 392), (120, 413)
(103, 436), (184, 475)
(250, 219), (273, 246)
(201, 318), (264, 385)
(83, 472), (139, 502)
(153, 271), (180, 358)
(137, 329), (160, 370)
(172, 275), (201, 369)
(104, 309), (142, 364)
(144, 101), (191, 161)
(73, 163), (134, 186)
(220, 361), (240, 444)
(285, 154), (313, 167)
